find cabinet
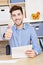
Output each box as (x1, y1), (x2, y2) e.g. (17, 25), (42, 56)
(0, 6), (10, 24)
(30, 22), (43, 38)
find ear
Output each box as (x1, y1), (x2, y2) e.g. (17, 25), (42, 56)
(10, 15), (13, 21)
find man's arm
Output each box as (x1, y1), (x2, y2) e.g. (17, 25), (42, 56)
(25, 26), (42, 58)
(30, 26), (42, 55)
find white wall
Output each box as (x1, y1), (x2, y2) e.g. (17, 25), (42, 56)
(25, 0), (43, 20)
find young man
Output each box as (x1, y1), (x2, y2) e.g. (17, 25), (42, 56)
(5, 5), (41, 57)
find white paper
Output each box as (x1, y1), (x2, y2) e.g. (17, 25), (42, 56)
(11, 45), (32, 58)
(0, 60), (18, 63)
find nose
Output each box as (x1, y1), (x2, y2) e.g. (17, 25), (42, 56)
(15, 15), (19, 20)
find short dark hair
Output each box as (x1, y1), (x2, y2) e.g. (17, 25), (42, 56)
(10, 5), (23, 14)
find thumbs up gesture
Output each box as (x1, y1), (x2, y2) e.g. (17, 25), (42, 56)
(5, 24), (12, 40)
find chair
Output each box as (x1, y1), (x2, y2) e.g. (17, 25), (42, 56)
(6, 45), (10, 55)
(39, 39), (43, 51)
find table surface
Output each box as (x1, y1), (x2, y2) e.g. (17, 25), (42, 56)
(0, 52), (43, 65)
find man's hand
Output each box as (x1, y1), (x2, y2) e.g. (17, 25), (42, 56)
(5, 24), (12, 40)
(25, 50), (36, 58)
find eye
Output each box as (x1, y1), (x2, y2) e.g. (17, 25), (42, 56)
(12, 14), (16, 17)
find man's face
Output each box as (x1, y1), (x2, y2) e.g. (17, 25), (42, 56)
(11, 10), (23, 26)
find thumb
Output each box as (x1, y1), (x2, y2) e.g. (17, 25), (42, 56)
(8, 24), (11, 29)
(7, 24), (12, 33)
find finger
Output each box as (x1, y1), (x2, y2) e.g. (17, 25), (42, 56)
(5, 33), (12, 37)
(25, 50), (34, 55)
(8, 24), (11, 29)
(5, 34), (11, 39)
(25, 52), (34, 58)
(26, 50), (32, 52)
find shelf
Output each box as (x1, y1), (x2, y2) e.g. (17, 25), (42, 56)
(29, 20), (43, 23)
(10, 2), (25, 4)
(0, 4), (9, 6)
(0, 24), (8, 26)
(23, 18), (43, 23)
(0, 0), (9, 5)
(10, 0), (25, 3)
(9, 2), (25, 7)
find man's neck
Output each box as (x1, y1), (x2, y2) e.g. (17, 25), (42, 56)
(16, 23), (23, 29)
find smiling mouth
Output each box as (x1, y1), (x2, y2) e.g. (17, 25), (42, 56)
(15, 19), (21, 21)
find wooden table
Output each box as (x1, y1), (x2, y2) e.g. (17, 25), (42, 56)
(0, 52), (43, 65)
